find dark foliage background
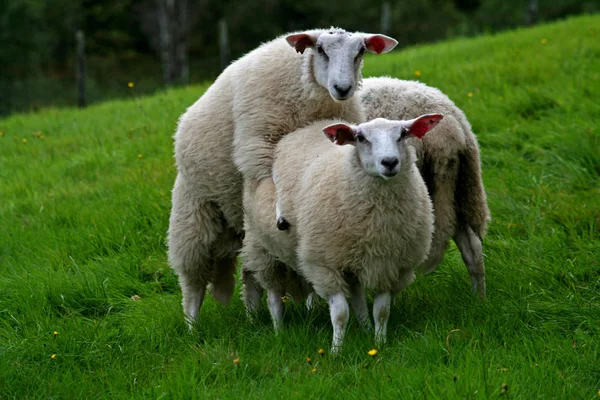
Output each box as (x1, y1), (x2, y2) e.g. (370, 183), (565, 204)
(1, 0), (598, 115)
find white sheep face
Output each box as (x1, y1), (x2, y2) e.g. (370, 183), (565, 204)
(286, 29), (397, 102)
(323, 114), (444, 179)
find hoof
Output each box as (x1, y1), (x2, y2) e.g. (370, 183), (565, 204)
(277, 217), (290, 231)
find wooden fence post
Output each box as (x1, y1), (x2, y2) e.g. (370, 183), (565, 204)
(219, 18), (230, 71)
(75, 30), (86, 108)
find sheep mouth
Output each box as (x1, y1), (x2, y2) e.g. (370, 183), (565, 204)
(329, 90), (354, 103)
(380, 171), (399, 179)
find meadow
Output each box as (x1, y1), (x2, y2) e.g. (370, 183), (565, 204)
(1, 14), (599, 399)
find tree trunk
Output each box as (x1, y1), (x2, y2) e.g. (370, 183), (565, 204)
(157, 0), (173, 85)
(175, 0), (189, 84)
(380, 2), (391, 35)
(526, 0), (538, 26)
(158, 0), (189, 86)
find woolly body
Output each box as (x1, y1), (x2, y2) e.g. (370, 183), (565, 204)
(242, 117), (436, 347)
(168, 29), (400, 323)
(360, 77), (490, 296)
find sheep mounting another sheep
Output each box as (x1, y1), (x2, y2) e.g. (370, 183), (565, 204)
(243, 114), (443, 352)
(167, 28), (398, 326)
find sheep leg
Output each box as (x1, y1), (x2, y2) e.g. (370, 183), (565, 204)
(179, 275), (206, 330)
(267, 290), (285, 332)
(305, 292), (317, 311)
(169, 174), (227, 327)
(348, 281), (372, 333)
(373, 291), (392, 346)
(454, 224), (486, 300)
(242, 269), (264, 319)
(329, 292), (350, 355)
(210, 255), (237, 305)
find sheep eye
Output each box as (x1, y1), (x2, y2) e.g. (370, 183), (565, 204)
(355, 47), (365, 61)
(356, 134), (366, 143)
(398, 129), (407, 142)
(317, 45), (327, 58)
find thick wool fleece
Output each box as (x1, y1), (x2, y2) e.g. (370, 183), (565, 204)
(243, 119), (434, 299)
(169, 30), (364, 307)
(359, 77), (490, 274)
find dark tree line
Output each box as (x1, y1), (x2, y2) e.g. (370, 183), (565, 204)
(0, 0), (598, 115)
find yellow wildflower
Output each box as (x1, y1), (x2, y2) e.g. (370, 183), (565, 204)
(541, 39), (547, 45)
(40, 135), (45, 140)
(305, 357), (311, 364)
(311, 368), (317, 373)
(233, 358), (240, 365)
(318, 348), (325, 356)
(128, 82), (135, 88)
(414, 70), (421, 78)
(281, 296), (287, 303)
(0, 131), (4, 136)
(51, 354), (57, 359)
(468, 92), (473, 98)
(53, 331), (59, 337)
(137, 154), (143, 159)
(368, 349), (378, 357)
(22, 138), (27, 143)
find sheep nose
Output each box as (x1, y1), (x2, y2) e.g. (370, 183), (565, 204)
(381, 157), (399, 170)
(333, 84), (352, 98)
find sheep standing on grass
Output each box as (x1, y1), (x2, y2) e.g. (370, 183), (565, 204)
(242, 114), (442, 352)
(359, 77), (491, 298)
(168, 29), (398, 325)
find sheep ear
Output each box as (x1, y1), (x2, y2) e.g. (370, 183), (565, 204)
(363, 34), (398, 54)
(323, 124), (356, 146)
(286, 33), (317, 54)
(404, 113), (444, 139)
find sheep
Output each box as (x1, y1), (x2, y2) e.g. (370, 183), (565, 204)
(242, 114), (443, 352)
(358, 77), (491, 299)
(168, 28), (398, 325)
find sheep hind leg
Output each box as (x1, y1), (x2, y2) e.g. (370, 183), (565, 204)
(210, 254), (238, 305)
(454, 224), (486, 300)
(168, 174), (225, 328)
(348, 277), (372, 333)
(179, 275), (207, 330)
(242, 269), (264, 319)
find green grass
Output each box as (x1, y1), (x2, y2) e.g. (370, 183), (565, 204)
(1, 14), (599, 399)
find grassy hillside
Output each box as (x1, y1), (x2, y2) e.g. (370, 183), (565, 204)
(1, 14), (599, 399)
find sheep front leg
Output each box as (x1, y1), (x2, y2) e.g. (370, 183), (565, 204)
(267, 290), (285, 332)
(373, 291), (392, 346)
(454, 225), (486, 300)
(329, 292), (350, 355)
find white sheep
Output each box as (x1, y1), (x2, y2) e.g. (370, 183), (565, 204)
(168, 29), (398, 325)
(242, 114), (443, 352)
(358, 77), (491, 298)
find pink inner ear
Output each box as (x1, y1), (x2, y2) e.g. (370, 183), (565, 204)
(408, 114), (443, 139)
(410, 122), (429, 139)
(367, 36), (385, 54)
(287, 34), (314, 54)
(323, 124), (354, 145)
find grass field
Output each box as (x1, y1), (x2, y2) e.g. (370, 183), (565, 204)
(1, 14), (599, 399)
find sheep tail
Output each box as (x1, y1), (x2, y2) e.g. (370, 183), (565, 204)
(455, 133), (491, 239)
